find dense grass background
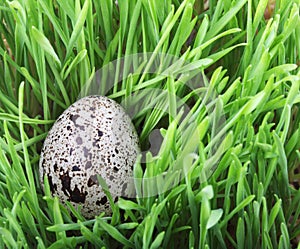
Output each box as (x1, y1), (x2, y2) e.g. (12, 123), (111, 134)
(0, 0), (299, 248)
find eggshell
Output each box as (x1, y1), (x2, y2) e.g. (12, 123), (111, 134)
(39, 95), (139, 218)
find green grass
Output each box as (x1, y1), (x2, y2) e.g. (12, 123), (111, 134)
(0, 0), (300, 248)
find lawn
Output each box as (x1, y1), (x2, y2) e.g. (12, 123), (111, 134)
(0, 0), (300, 248)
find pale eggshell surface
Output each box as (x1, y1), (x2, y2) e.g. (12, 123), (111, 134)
(39, 95), (139, 218)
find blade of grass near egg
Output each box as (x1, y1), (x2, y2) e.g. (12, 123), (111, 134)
(20, 201), (40, 239)
(137, 0), (189, 86)
(3, 120), (28, 187)
(220, 78), (241, 105)
(64, 0), (89, 60)
(172, 119), (209, 177)
(117, 198), (145, 212)
(204, 131), (234, 178)
(275, 105), (291, 143)
(160, 168), (183, 195)
(280, 223), (290, 249)
(61, 49), (87, 80)
(0, 228), (19, 248)
(96, 175), (117, 214)
(45, 53), (71, 107)
(96, 217), (135, 248)
(79, 222), (106, 246)
(211, 144), (243, 181)
(31, 26), (61, 67)
(184, 151), (200, 243)
(143, 153), (160, 198)
(143, 199), (168, 249)
(199, 190), (211, 248)
(52, 197), (67, 240)
(123, 0), (142, 68)
(272, 3), (300, 48)
(3, 53), (14, 98)
(65, 202), (86, 221)
(206, 0), (248, 41)
(36, 0), (68, 46)
(188, 28), (243, 59)
(285, 124), (300, 157)
(156, 110), (184, 167)
(235, 160), (249, 205)
(263, 154), (277, 190)
(162, 213), (179, 248)
(18, 82), (38, 191)
(267, 199), (282, 232)
(124, 74), (133, 108)
(139, 93), (170, 141)
(149, 231), (165, 249)
(207, 43), (247, 69)
(47, 219), (96, 234)
(28, 26), (50, 122)
(273, 132), (290, 195)
(261, 198), (271, 248)
(166, 76), (176, 123)
(167, 2), (196, 57)
(219, 195), (256, 229)
(192, 14), (209, 50)
(236, 217), (246, 248)
(263, 64), (298, 81)
(133, 155), (144, 199)
(209, 85), (270, 150)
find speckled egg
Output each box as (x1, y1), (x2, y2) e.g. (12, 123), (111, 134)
(39, 95), (139, 218)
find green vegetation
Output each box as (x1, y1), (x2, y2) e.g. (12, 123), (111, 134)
(0, 0), (299, 248)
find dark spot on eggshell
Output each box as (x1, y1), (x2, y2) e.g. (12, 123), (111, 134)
(53, 163), (58, 172)
(39, 95), (140, 218)
(85, 161), (92, 169)
(48, 175), (57, 192)
(60, 171), (71, 196)
(57, 115), (63, 122)
(98, 130), (103, 137)
(87, 175), (98, 187)
(99, 196), (107, 205)
(92, 137), (102, 148)
(76, 137), (83, 145)
(41, 159), (46, 166)
(70, 185), (87, 203)
(83, 147), (92, 159)
(69, 148), (74, 156)
(70, 114), (85, 130)
(72, 166), (80, 171)
(70, 114), (79, 123)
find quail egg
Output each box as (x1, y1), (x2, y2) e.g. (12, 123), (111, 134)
(39, 95), (139, 218)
